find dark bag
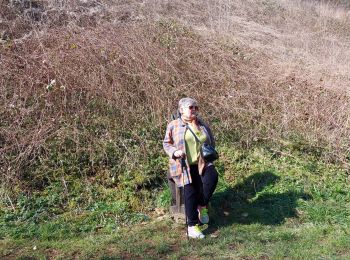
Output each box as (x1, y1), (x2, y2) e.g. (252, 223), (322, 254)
(200, 142), (219, 162)
(186, 125), (218, 163)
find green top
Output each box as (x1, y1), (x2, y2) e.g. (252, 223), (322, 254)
(185, 126), (207, 165)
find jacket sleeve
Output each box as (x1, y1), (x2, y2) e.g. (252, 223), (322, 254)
(199, 118), (215, 148)
(205, 123), (216, 148)
(163, 122), (177, 159)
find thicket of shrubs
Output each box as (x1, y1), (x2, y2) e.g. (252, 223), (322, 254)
(1, 0), (350, 225)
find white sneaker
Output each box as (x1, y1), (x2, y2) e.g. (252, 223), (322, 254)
(188, 224), (205, 239)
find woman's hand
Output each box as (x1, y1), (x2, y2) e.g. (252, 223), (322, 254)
(174, 150), (186, 158)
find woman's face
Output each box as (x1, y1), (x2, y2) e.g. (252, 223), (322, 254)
(181, 104), (198, 120)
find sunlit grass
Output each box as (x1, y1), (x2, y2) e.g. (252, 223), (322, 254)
(2, 145), (350, 258)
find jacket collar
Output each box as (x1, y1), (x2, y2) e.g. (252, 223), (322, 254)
(178, 117), (204, 127)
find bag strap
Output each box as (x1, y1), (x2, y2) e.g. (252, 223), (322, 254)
(185, 125), (202, 144)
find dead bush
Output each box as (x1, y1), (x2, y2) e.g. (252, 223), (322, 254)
(2, 0), (350, 206)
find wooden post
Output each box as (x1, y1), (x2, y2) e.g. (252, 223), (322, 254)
(168, 177), (185, 222)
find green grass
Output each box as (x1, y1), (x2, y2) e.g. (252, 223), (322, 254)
(1, 144), (350, 259)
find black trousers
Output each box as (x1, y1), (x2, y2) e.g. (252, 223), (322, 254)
(184, 164), (218, 226)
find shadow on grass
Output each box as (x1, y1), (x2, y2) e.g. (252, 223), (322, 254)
(209, 171), (311, 230)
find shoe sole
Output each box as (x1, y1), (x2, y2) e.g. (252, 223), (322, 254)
(199, 224), (208, 231)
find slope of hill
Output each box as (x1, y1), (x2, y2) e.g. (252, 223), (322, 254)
(1, 0), (350, 258)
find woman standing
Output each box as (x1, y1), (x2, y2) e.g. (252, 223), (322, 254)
(163, 97), (219, 239)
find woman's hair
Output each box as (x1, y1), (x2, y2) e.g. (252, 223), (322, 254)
(178, 97), (198, 109)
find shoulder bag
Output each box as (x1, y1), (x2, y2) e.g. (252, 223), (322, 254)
(186, 125), (218, 163)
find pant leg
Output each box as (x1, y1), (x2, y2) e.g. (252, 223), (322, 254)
(200, 165), (218, 206)
(184, 165), (202, 226)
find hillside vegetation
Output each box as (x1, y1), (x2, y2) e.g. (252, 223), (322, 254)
(1, 0), (350, 257)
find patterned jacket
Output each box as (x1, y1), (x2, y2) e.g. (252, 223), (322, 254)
(163, 117), (215, 187)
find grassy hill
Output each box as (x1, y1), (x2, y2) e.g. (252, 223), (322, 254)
(2, 145), (350, 258)
(1, 0), (350, 258)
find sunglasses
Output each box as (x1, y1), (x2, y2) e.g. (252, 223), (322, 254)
(188, 105), (198, 110)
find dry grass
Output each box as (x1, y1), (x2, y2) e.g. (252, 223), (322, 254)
(161, 0), (350, 89)
(147, 0), (350, 153)
(1, 0), (350, 199)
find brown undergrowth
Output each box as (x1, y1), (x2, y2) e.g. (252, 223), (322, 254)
(1, 0), (350, 205)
